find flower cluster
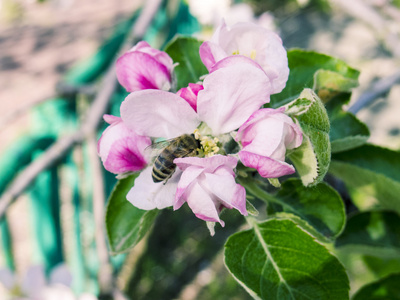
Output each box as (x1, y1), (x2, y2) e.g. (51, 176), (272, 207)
(98, 21), (303, 228)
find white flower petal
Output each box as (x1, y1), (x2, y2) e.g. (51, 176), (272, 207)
(197, 63), (271, 135)
(121, 90), (200, 139)
(126, 167), (181, 210)
(186, 182), (222, 224)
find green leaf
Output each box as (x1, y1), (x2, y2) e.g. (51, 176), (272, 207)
(240, 177), (345, 239)
(352, 273), (400, 300)
(164, 36), (208, 90)
(284, 97), (313, 117)
(313, 72), (369, 154)
(106, 174), (158, 255)
(224, 218), (349, 300)
(313, 69), (358, 103)
(329, 145), (400, 213)
(363, 256), (400, 278)
(335, 211), (400, 258)
(287, 89), (330, 186)
(276, 179), (345, 238)
(271, 49), (359, 108)
(330, 112), (370, 153)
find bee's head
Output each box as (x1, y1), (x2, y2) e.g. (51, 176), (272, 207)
(190, 133), (201, 149)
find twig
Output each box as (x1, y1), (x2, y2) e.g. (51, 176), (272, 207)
(87, 132), (113, 294)
(0, 0), (163, 220)
(329, 0), (400, 57)
(0, 94), (54, 132)
(0, 66), (117, 219)
(348, 70), (400, 114)
(0, 84), (96, 132)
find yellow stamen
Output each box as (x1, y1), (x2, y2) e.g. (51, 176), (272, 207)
(194, 129), (220, 157)
(193, 128), (201, 140)
(250, 49), (257, 60)
(232, 50), (239, 55)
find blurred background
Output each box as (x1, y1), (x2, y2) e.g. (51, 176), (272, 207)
(0, 0), (399, 299)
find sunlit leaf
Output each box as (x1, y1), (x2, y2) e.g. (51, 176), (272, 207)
(224, 218), (349, 300)
(329, 145), (400, 213)
(271, 49), (359, 108)
(313, 69), (358, 103)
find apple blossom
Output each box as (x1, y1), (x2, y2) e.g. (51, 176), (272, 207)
(199, 20), (289, 94)
(174, 155), (247, 225)
(119, 58), (272, 223)
(116, 41), (174, 92)
(97, 114), (151, 175)
(236, 107), (303, 178)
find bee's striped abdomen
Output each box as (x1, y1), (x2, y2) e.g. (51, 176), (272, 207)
(152, 147), (178, 182)
(151, 134), (200, 183)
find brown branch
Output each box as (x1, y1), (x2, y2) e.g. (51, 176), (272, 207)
(0, 84), (97, 132)
(330, 0), (400, 57)
(87, 132), (113, 294)
(0, 0), (163, 219)
(348, 70), (400, 114)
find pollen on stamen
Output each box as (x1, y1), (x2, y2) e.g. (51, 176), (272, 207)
(193, 129), (201, 140)
(232, 50), (239, 55)
(250, 49), (257, 60)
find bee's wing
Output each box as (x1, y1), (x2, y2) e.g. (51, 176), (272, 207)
(145, 138), (179, 161)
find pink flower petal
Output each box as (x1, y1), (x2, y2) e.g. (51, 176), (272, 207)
(176, 83), (203, 112)
(201, 21), (289, 94)
(126, 167), (181, 210)
(205, 172), (247, 215)
(237, 108), (302, 160)
(174, 166), (203, 210)
(120, 90), (200, 139)
(197, 62), (271, 135)
(199, 41), (227, 71)
(185, 182), (223, 225)
(103, 114), (121, 125)
(174, 155), (237, 174)
(238, 151), (296, 178)
(131, 41), (174, 73)
(209, 54), (263, 73)
(98, 116), (150, 174)
(116, 52), (172, 92)
(174, 155), (246, 225)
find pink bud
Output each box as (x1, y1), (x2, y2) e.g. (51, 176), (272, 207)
(176, 83), (204, 112)
(116, 41), (174, 92)
(98, 115), (151, 174)
(237, 108), (303, 178)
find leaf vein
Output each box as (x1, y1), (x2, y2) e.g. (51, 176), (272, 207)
(254, 224), (296, 299)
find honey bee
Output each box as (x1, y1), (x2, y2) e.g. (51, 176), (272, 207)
(151, 134), (200, 183)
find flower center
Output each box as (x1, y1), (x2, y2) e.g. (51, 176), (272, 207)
(232, 49), (257, 60)
(194, 129), (221, 157)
